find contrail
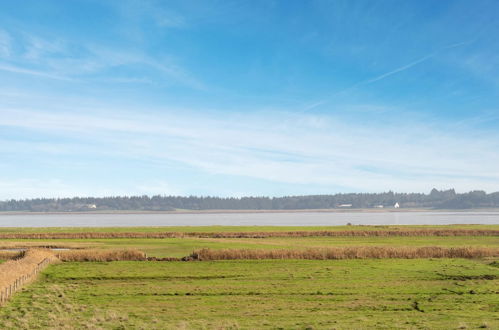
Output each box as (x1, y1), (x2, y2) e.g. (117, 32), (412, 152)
(301, 41), (471, 113)
(362, 53), (435, 85)
(0, 63), (74, 81)
(363, 41), (470, 85)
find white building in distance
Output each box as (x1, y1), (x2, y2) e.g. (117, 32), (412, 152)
(338, 204), (352, 208)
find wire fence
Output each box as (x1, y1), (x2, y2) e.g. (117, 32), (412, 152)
(0, 254), (55, 306)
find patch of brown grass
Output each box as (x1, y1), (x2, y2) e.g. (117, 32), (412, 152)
(0, 250), (24, 260)
(0, 229), (496, 240)
(196, 229), (499, 238)
(0, 249), (58, 304)
(187, 246), (499, 261)
(55, 249), (146, 262)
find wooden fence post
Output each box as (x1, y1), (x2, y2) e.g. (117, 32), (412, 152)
(1, 255), (55, 306)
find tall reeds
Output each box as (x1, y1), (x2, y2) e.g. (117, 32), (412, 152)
(0, 250), (24, 260)
(0, 229), (497, 240)
(188, 246), (499, 261)
(55, 249), (146, 262)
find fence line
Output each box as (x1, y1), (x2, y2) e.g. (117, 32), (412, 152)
(0, 251), (57, 306)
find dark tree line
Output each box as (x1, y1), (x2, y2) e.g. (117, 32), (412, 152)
(1, 189), (499, 212)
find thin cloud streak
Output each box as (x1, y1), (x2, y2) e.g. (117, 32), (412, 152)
(303, 41), (471, 113)
(2, 106), (499, 197)
(0, 28), (206, 89)
(364, 41), (471, 85)
(362, 54), (434, 85)
(0, 29), (10, 57)
(0, 63), (75, 81)
(0, 178), (162, 200)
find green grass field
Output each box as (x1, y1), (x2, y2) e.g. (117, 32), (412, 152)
(2, 225), (498, 258)
(1, 225), (498, 329)
(1, 259), (498, 329)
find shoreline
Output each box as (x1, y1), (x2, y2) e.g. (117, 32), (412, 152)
(1, 208), (499, 216)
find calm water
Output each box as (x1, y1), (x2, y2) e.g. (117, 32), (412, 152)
(0, 211), (498, 227)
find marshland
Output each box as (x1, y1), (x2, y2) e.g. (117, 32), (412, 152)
(0, 223), (498, 329)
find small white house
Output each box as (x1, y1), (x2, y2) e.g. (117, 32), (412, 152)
(338, 204), (352, 208)
(87, 204), (97, 209)
(394, 202), (400, 208)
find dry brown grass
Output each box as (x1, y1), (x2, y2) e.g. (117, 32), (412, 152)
(0, 250), (24, 260)
(201, 229), (499, 238)
(0, 229), (497, 240)
(55, 249), (146, 262)
(0, 249), (58, 303)
(188, 246), (499, 261)
(0, 241), (95, 249)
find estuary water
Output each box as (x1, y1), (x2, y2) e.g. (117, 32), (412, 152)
(0, 211), (498, 227)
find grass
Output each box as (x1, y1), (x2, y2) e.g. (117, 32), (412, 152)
(1, 225), (498, 328)
(1, 259), (498, 329)
(2, 234), (498, 258)
(1, 224), (498, 233)
(0, 251), (23, 260)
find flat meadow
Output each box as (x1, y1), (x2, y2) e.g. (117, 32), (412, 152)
(1, 224), (498, 258)
(0, 225), (498, 329)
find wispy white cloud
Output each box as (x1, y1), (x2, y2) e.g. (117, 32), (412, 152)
(83, 44), (206, 89)
(0, 178), (150, 199)
(1, 104), (499, 197)
(0, 28), (205, 89)
(458, 51), (499, 86)
(147, 7), (186, 28)
(110, 0), (187, 29)
(22, 34), (66, 60)
(0, 179), (79, 199)
(0, 63), (75, 81)
(0, 29), (10, 57)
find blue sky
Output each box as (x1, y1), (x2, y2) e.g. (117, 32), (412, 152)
(1, 0), (499, 199)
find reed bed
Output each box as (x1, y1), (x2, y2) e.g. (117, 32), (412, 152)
(0, 250), (24, 260)
(188, 246), (499, 261)
(200, 229), (499, 238)
(0, 229), (497, 240)
(0, 249), (58, 304)
(0, 241), (90, 250)
(55, 249), (147, 262)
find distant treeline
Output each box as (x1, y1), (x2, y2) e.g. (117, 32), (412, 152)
(1, 189), (498, 212)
